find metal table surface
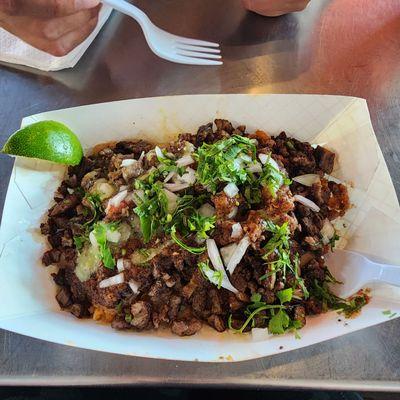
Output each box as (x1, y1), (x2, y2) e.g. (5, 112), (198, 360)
(1, 0), (400, 391)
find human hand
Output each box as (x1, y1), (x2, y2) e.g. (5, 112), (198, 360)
(242, 0), (310, 17)
(0, 0), (101, 56)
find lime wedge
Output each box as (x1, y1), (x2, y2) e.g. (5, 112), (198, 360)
(1, 120), (83, 166)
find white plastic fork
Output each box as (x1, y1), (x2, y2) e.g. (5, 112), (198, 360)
(102, 0), (222, 65)
(325, 249), (400, 298)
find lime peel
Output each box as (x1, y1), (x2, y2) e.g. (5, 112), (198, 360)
(1, 120), (83, 166)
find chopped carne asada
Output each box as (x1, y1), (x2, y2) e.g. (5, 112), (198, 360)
(41, 119), (366, 337)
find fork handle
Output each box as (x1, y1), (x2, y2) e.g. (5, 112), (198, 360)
(102, 0), (150, 27)
(377, 264), (400, 287)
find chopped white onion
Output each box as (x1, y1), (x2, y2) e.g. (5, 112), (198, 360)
(106, 190), (128, 211)
(206, 239), (238, 294)
(247, 162), (263, 174)
(250, 138), (258, 146)
(89, 231), (98, 248)
(176, 155), (195, 167)
(311, 142), (326, 149)
(324, 174), (343, 184)
(138, 151), (145, 162)
(128, 280), (140, 294)
(258, 153), (269, 165)
(119, 185), (128, 192)
(220, 243), (238, 266)
(163, 189), (178, 213)
(294, 194), (320, 212)
(116, 258), (125, 272)
(268, 157), (280, 170)
(226, 235), (250, 274)
(251, 328), (273, 341)
(183, 141), (195, 155)
(227, 206), (238, 219)
(198, 203), (215, 218)
(195, 236), (206, 245)
(259, 154), (280, 171)
(321, 219), (335, 244)
(292, 174), (320, 187)
(164, 182), (190, 192)
(121, 159), (135, 167)
(118, 223), (131, 242)
(220, 278), (239, 294)
(131, 189), (145, 204)
(206, 239), (225, 272)
(240, 154), (252, 163)
(155, 146), (164, 160)
(224, 182), (239, 198)
(67, 187), (74, 194)
(96, 181), (116, 200)
(231, 222), (243, 239)
(164, 170), (176, 183)
(106, 229), (121, 243)
(179, 167), (196, 185)
(99, 273), (124, 289)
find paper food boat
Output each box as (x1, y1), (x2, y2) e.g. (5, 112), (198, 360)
(1, 94), (399, 362)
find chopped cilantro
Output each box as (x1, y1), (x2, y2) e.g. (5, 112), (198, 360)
(276, 287), (293, 304)
(170, 225), (206, 254)
(382, 310), (392, 315)
(73, 193), (104, 251)
(115, 301), (123, 314)
(228, 287), (302, 336)
(285, 140), (295, 151)
(228, 304), (283, 334)
(259, 155), (291, 197)
(133, 181), (169, 243)
(194, 135), (257, 193)
(73, 235), (87, 251)
(311, 278), (369, 318)
(263, 221), (308, 299)
(84, 193), (103, 225)
(268, 308), (290, 334)
(187, 213), (216, 240)
(125, 314), (132, 323)
(244, 174), (262, 204)
(92, 222), (117, 269)
(138, 248), (151, 259)
(268, 288), (294, 335)
(329, 233), (340, 250)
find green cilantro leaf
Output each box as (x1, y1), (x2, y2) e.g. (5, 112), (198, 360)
(330, 233), (340, 250)
(133, 181), (169, 243)
(259, 154), (291, 198)
(92, 222), (116, 269)
(84, 193), (103, 226)
(194, 135), (257, 193)
(268, 309), (290, 334)
(310, 277), (369, 318)
(170, 225), (206, 254)
(263, 221), (308, 299)
(276, 288), (293, 304)
(73, 235), (87, 251)
(187, 213), (216, 240)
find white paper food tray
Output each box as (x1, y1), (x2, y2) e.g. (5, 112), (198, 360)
(1, 94), (399, 362)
